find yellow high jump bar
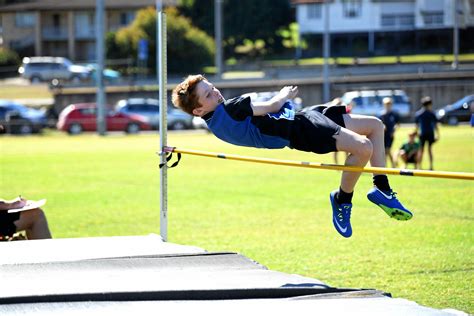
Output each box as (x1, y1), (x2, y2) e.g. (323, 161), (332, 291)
(162, 146), (474, 181)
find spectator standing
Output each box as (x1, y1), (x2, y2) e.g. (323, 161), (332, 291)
(415, 96), (439, 170)
(379, 97), (400, 168)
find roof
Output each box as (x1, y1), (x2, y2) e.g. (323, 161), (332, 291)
(0, 0), (177, 12)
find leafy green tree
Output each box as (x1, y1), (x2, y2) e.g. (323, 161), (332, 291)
(0, 47), (20, 67)
(178, 0), (293, 58)
(107, 6), (214, 74)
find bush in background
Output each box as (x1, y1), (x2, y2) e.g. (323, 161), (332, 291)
(107, 6), (214, 75)
(0, 47), (20, 78)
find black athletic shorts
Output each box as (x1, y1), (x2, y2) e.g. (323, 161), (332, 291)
(420, 133), (435, 146)
(290, 105), (347, 154)
(384, 134), (394, 149)
(406, 153), (417, 163)
(0, 211), (20, 237)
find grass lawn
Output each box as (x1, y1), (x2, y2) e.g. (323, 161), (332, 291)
(0, 84), (52, 101)
(1, 125), (473, 313)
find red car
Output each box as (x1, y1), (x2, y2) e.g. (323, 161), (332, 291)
(57, 103), (151, 134)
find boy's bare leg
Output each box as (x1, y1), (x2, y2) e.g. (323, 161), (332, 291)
(419, 144), (425, 169)
(333, 127), (373, 193)
(337, 114), (412, 221)
(14, 208), (52, 239)
(342, 114), (386, 169)
(386, 150), (395, 167)
(427, 144), (434, 170)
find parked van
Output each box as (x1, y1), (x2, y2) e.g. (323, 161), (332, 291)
(341, 90), (412, 120)
(18, 57), (91, 83)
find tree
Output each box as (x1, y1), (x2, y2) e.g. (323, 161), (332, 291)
(107, 6), (214, 74)
(178, 0), (293, 58)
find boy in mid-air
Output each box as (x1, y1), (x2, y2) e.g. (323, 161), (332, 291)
(172, 75), (413, 238)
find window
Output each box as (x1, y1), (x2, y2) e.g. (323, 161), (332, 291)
(381, 14), (414, 29)
(307, 3), (322, 19)
(423, 12), (444, 26)
(120, 12), (135, 26)
(342, 0), (362, 18)
(80, 108), (96, 116)
(15, 12), (35, 27)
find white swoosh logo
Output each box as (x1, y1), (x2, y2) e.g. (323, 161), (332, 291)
(334, 217), (348, 233)
(376, 188), (393, 200)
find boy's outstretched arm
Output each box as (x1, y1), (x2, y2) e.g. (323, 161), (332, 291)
(251, 86), (298, 116)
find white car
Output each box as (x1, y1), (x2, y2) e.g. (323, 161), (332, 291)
(18, 56), (91, 84)
(340, 90), (412, 120)
(115, 98), (193, 130)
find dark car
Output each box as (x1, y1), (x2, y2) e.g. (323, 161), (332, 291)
(56, 103), (151, 135)
(436, 95), (474, 125)
(0, 100), (47, 134)
(115, 98), (193, 130)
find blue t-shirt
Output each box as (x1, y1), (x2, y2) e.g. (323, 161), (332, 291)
(379, 111), (399, 137)
(415, 109), (437, 136)
(203, 96), (295, 149)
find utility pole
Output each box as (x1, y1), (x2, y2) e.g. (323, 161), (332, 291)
(452, 0), (460, 70)
(322, 0), (330, 103)
(214, 0), (223, 78)
(95, 0), (106, 136)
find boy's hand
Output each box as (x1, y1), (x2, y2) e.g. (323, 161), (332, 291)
(279, 86), (298, 100)
(10, 197), (27, 209)
(0, 197), (27, 211)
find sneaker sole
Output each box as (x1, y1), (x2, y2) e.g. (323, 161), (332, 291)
(378, 204), (413, 221)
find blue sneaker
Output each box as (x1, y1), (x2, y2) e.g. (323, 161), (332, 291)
(330, 190), (352, 238)
(367, 188), (413, 221)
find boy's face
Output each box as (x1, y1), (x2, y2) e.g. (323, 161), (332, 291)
(192, 79), (224, 117)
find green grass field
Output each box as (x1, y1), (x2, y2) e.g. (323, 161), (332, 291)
(1, 126), (473, 313)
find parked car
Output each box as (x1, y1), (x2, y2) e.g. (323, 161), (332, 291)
(340, 90), (412, 120)
(0, 100), (47, 134)
(115, 98), (193, 130)
(18, 56), (91, 83)
(436, 95), (474, 125)
(85, 64), (121, 84)
(192, 116), (208, 130)
(56, 103), (151, 135)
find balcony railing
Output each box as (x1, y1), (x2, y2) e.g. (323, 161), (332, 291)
(75, 26), (96, 39)
(42, 27), (68, 40)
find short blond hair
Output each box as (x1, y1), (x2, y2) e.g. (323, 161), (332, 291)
(383, 97), (392, 105)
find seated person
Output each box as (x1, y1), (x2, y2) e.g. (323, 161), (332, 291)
(395, 131), (421, 169)
(0, 196), (52, 240)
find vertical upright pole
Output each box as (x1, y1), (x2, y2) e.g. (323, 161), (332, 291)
(322, 0), (331, 103)
(96, 0), (106, 135)
(452, 0), (459, 70)
(157, 1), (168, 241)
(214, 0), (223, 78)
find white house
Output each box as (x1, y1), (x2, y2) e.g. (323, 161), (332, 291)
(291, 0), (473, 56)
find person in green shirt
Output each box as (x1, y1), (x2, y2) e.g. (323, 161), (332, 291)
(395, 131), (421, 169)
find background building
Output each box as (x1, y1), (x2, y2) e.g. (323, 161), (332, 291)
(291, 0), (474, 56)
(0, 0), (176, 62)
